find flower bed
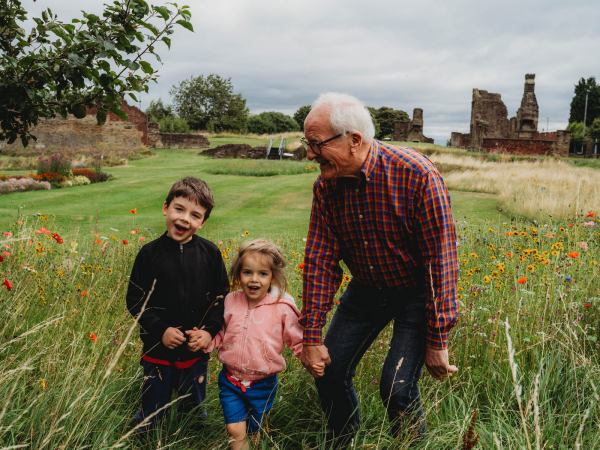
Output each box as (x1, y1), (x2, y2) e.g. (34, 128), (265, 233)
(0, 177), (50, 194)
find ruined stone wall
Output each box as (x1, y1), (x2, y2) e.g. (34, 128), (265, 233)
(393, 108), (434, 143)
(553, 130), (571, 157)
(513, 74), (539, 139)
(0, 100), (148, 149)
(532, 131), (557, 141)
(201, 143), (303, 160)
(482, 138), (554, 155)
(450, 132), (470, 148)
(468, 89), (511, 150)
(147, 122), (210, 149)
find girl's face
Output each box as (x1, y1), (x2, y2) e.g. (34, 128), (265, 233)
(239, 252), (273, 306)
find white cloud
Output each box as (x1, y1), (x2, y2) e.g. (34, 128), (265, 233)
(23, 0), (600, 143)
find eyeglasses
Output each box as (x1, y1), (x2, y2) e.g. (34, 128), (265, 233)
(300, 133), (344, 155)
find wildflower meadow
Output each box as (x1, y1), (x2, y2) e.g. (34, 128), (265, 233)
(0, 201), (599, 449)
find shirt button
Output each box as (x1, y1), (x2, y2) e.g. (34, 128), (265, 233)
(364, 241), (368, 246)
(359, 215), (363, 219)
(366, 178), (370, 182)
(355, 188), (359, 193)
(370, 265), (374, 270)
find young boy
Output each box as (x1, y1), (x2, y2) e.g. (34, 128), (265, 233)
(126, 177), (230, 431)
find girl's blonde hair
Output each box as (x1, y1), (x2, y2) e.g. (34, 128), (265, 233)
(229, 239), (288, 298)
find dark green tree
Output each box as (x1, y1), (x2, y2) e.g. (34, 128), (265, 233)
(145, 98), (173, 121)
(374, 107), (409, 139)
(0, 0), (193, 147)
(366, 107), (382, 140)
(293, 105), (311, 131)
(587, 117), (600, 141)
(169, 74), (249, 132)
(567, 122), (586, 146)
(569, 77), (600, 126)
(246, 111), (299, 135)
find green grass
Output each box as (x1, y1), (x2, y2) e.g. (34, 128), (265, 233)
(205, 160), (320, 177)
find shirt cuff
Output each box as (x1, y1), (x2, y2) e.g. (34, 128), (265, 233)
(302, 326), (323, 346)
(426, 327), (450, 350)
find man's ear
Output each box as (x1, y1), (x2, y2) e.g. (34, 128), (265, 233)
(162, 201), (168, 216)
(349, 132), (363, 153)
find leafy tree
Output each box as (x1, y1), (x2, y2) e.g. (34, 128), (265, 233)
(366, 107), (382, 140)
(587, 117), (600, 141)
(0, 0), (193, 147)
(158, 116), (190, 133)
(293, 105), (311, 131)
(569, 77), (600, 126)
(145, 98), (173, 121)
(246, 111), (299, 135)
(374, 107), (409, 139)
(169, 74), (249, 132)
(567, 122), (586, 146)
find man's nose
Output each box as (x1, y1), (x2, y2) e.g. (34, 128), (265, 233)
(307, 146), (316, 160)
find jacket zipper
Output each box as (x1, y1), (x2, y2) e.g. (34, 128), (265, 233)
(239, 310), (250, 369)
(179, 243), (186, 360)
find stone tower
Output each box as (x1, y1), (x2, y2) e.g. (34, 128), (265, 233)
(512, 74), (539, 139)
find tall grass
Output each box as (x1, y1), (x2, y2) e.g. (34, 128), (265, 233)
(204, 160), (319, 177)
(1, 207), (600, 448)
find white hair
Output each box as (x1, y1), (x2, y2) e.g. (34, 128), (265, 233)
(311, 92), (375, 143)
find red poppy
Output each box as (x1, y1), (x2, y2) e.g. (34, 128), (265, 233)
(2, 279), (13, 290)
(298, 263), (305, 270)
(587, 212), (595, 218)
(3, 232), (12, 237)
(567, 252), (579, 258)
(505, 232), (512, 236)
(130, 209), (137, 215)
(89, 333), (97, 342)
(131, 229), (138, 234)
(139, 236), (146, 242)
(122, 240), (128, 245)
(51, 233), (63, 244)
(81, 291), (87, 296)
(506, 252), (513, 257)
(96, 239), (102, 244)
(585, 304), (592, 308)
(569, 223), (574, 227)
(335, 300), (340, 305)
(517, 277), (527, 284)
(0, 255), (3, 263)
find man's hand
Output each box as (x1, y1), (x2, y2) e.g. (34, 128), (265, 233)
(186, 327), (212, 352)
(424, 347), (458, 380)
(162, 327), (186, 349)
(300, 345), (331, 378)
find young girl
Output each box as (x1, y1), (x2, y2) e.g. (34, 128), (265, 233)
(190, 239), (324, 450)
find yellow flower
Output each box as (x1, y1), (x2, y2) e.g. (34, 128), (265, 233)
(490, 256), (496, 260)
(527, 265), (535, 273)
(552, 250), (558, 256)
(245, 231), (250, 236)
(40, 379), (46, 389)
(58, 270), (63, 276)
(472, 291), (478, 297)
(483, 276), (490, 283)
(470, 253), (478, 259)
(457, 294), (463, 300)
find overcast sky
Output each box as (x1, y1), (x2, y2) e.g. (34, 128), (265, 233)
(26, 0), (600, 144)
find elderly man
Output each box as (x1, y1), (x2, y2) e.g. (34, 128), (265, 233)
(298, 93), (459, 444)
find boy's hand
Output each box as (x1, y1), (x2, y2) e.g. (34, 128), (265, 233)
(162, 327), (186, 349)
(312, 362), (326, 377)
(186, 327), (212, 352)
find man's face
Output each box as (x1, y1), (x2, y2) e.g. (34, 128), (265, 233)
(304, 108), (354, 180)
(162, 196), (207, 244)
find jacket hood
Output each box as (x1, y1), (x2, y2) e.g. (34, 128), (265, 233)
(240, 287), (300, 315)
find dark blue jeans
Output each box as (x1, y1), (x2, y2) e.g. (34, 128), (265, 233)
(136, 357), (208, 430)
(315, 279), (427, 442)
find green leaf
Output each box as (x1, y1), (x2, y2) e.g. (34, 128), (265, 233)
(126, 76), (143, 92)
(153, 6), (170, 20)
(139, 61), (153, 74)
(176, 20), (193, 32)
(128, 93), (139, 103)
(42, 11), (48, 22)
(98, 60), (110, 72)
(68, 53), (86, 66)
(161, 36), (171, 49)
(587, 335), (598, 342)
(64, 24), (75, 33)
(96, 109), (107, 126)
(110, 105), (129, 121)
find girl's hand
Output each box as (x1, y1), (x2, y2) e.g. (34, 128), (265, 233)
(312, 362), (326, 377)
(186, 327), (212, 352)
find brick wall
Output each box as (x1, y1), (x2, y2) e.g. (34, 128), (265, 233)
(450, 132), (470, 148)
(482, 138), (554, 155)
(532, 131), (557, 141)
(0, 100), (148, 149)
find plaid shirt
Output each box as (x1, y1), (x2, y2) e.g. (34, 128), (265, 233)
(299, 140), (459, 350)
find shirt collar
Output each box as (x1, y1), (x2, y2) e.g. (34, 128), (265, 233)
(336, 140), (379, 191)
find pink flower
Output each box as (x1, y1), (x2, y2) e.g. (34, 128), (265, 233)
(2, 251), (9, 257)
(584, 221), (595, 227)
(40, 227), (51, 234)
(139, 236), (146, 242)
(17, 221), (22, 226)
(578, 242), (589, 251)
(131, 229), (138, 234)
(546, 233), (554, 238)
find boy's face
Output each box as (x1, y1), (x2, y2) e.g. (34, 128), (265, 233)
(162, 196), (207, 244)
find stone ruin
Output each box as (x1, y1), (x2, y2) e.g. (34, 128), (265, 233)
(200, 143), (304, 161)
(450, 74), (571, 157)
(393, 108), (434, 143)
(0, 100), (210, 151)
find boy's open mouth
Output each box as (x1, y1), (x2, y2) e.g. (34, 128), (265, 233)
(174, 224), (188, 234)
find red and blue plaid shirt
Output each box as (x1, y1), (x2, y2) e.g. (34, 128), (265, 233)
(299, 140), (459, 350)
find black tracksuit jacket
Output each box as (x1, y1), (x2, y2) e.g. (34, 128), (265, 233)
(126, 232), (230, 363)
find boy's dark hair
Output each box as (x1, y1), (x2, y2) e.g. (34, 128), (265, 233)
(165, 177), (215, 221)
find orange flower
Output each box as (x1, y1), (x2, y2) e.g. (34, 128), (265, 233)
(569, 223), (574, 227)
(122, 240), (128, 245)
(3, 232), (12, 237)
(506, 252), (513, 257)
(517, 277), (527, 284)
(505, 232), (512, 236)
(567, 252), (579, 258)
(298, 263), (305, 270)
(81, 291), (87, 296)
(139, 236), (146, 242)
(89, 333), (97, 342)
(335, 300), (340, 305)
(2, 279), (13, 290)
(131, 229), (138, 234)
(130, 209), (137, 215)
(96, 239), (102, 244)
(587, 212), (595, 218)
(94, 233), (99, 237)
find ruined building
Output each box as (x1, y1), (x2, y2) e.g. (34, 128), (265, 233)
(0, 101), (210, 150)
(451, 74), (571, 157)
(393, 108), (434, 143)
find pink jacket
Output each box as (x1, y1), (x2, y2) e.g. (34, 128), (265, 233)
(204, 288), (304, 381)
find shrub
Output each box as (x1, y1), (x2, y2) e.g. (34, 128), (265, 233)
(158, 116), (191, 134)
(30, 172), (64, 183)
(246, 112), (300, 135)
(37, 153), (72, 177)
(72, 168), (110, 183)
(64, 176), (91, 187)
(0, 177), (50, 194)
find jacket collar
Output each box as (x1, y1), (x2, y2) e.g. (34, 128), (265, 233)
(159, 231), (199, 247)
